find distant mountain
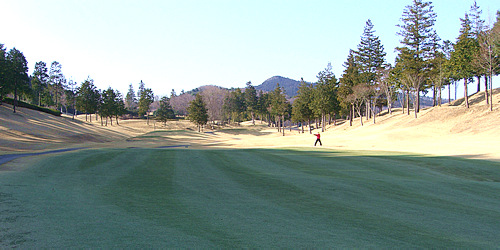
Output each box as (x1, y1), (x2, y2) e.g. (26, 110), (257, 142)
(255, 76), (304, 97)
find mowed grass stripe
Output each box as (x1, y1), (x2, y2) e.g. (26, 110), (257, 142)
(1, 148), (500, 248)
(207, 150), (467, 247)
(208, 149), (500, 247)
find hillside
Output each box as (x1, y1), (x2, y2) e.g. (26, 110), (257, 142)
(255, 76), (304, 97)
(1, 88), (499, 161)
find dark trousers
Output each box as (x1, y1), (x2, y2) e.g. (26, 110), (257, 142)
(315, 139), (322, 146)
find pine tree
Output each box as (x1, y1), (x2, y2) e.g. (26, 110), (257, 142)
(396, 0), (438, 117)
(156, 96), (175, 126)
(6, 48), (30, 113)
(270, 84), (289, 136)
(474, 11), (499, 111)
(355, 19), (386, 122)
(312, 63), (339, 131)
(137, 80), (145, 100)
(188, 93), (208, 132)
(100, 87), (117, 126)
(76, 78), (99, 122)
(0, 44), (7, 103)
(125, 83), (137, 111)
(450, 13), (479, 109)
(339, 50), (361, 126)
(49, 61), (65, 110)
(469, 0), (486, 93)
(31, 61), (49, 106)
(292, 78), (315, 133)
(138, 87), (154, 124)
(223, 88), (246, 124)
(244, 81), (258, 125)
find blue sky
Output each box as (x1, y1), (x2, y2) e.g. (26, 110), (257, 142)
(1, 0), (498, 98)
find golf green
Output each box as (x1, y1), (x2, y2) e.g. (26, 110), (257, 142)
(1, 148), (499, 247)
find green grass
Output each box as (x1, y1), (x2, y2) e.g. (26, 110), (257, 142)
(1, 148), (500, 247)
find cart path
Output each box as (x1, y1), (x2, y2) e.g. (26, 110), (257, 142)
(0, 147), (87, 166)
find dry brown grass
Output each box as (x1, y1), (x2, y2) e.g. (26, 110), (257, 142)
(1, 89), (499, 161)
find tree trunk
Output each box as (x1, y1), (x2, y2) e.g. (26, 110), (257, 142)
(366, 100), (370, 121)
(448, 83), (451, 104)
(477, 76), (480, 93)
(402, 93), (405, 114)
(415, 90), (419, 118)
(321, 113), (325, 132)
(358, 107), (364, 126)
(432, 85), (435, 107)
(277, 116), (281, 132)
(406, 90), (410, 116)
(489, 75), (493, 112)
(373, 104), (376, 124)
(282, 115), (285, 136)
(464, 78), (469, 108)
(438, 87), (442, 106)
(416, 88), (420, 113)
(455, 81), (458, 101)
(350, 104), (353, 126)
(13, 83), (17, 113)
(485, 75), (489, 105)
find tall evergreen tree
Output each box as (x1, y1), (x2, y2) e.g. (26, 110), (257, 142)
(469, 0), (486, 93)
(450, 13), (479, 109)
(312, 63), (339, 131)
(396, 0), (438, 117)
(0, 44), (6, 103)
(292, 78), (315, 133)
(355, 19), (386, 122)
(6, 48), (30, 113)
(256, 90), (271, 125)
(31, 61), (49, 106)
(270, 84), (289, 136)
(475, 11), (500, 111)
(66, 79), (78, 119)
(244, 81), (258, 125)
(223, 88), (246, 124)
(49, 61), (65, 110)
(100, 87), (117, 126)
(138, 87), (154, 124)
(125, 83), (137, 111)
(114, 91), (126, 125)
(188, 93), (208, 132)
(156, 96), (175, 126)
(355, 19), (386, 85)
(76, 78), (99, 122)
(137, 80), (145, 100)
(339, 50), (361, 126)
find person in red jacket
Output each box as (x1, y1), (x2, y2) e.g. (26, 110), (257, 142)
(314, 133), (322, 146)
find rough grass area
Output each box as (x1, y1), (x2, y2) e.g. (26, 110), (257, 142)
(1, 148), (500, 248)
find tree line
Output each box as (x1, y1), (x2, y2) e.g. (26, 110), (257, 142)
(187, 0), (500, 133)
(1, 0), (499, 132)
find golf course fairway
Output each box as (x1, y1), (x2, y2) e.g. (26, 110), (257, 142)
(1, 147), (500, 248)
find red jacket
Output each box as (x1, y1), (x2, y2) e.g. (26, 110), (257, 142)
(314, 133), (320, 139)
